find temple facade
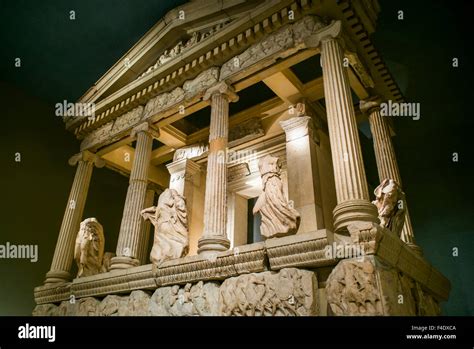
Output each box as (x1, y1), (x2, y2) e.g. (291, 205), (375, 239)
(33, 0), (450, 316)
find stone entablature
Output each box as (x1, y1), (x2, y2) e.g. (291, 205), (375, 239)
(71, 0), (402, 143)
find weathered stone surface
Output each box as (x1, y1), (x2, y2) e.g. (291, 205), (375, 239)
(326, 257), (384, 316)
(81, 106), (144, 150)
(416, 283), (441, 316)
(32, 303), (58, 316)
(76, 297), (100, 316)
(98, 295), (126, 316)
(149, 281), (220, 316)
(219, 268), (318, 316)
(121, 290), (151, 316)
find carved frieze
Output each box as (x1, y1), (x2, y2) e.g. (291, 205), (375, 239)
(219, 268), (318, 316)
(80, 106), (144, 150)
(138, 20), (232, 80)
(326, 258), (384, 316)
(220, 16), (336, 81)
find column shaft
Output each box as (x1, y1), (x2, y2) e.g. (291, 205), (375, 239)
(136, 188), (155, 265)
(198, 85), (237, 256)
(320, 37), (378, 232)
(111, 129), (153, 269)
(45, 159), (94, 283)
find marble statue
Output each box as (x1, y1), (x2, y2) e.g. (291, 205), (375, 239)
(253, 155), (300, 239)
(74, 218), (105, 278)
(372, 178), (406, 237)
(141, 189), (189, 266)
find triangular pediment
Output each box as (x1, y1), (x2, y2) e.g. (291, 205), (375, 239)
(77, 0), (266, 106)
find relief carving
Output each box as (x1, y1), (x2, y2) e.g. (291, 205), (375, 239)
(141, 188), (189, 266)
(149, 281), (220, 316)
(220, 16), (329, 80)
(253, 155), (300, 239)
(219, 268), (318, 316)
(80, 106), (144, 150)
(138, 20), (232, 80)
(326, 258), (384, 316)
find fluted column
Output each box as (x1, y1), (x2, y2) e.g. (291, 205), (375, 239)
(198, 81), (238, 257)
(361, 97), (420, 252)
(110, 122), (159, 270)
(136, 187), (156, 265)
(320, 34), (378, 233)
(45, 151), (104, 284)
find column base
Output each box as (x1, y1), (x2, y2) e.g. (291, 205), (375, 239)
(333, 199), (379, 234)
(44, 270), (72, 284)
(109, 256), (140, 271)
(197, 236), (230, 257)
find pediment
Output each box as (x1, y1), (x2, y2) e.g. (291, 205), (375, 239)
(76, 0), (265, 107)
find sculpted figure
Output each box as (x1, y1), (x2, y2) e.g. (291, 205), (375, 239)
(74, 218), (105, 278)
(253, 155), (300, 239)
(141, 189), (189, 266)
(372, 178), (406, 237)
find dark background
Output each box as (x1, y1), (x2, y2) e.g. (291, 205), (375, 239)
(0, 0), (472, 315)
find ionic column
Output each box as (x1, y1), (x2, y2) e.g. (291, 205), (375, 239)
(45, 151), (104, 284)
(136, 187), (156, 265)
(198, 82), (238, 256)
(320, 30), (378, 232)
(110, 122), (159, 270)
(360, 97), (421, 252)
(280, 104), (325, 233)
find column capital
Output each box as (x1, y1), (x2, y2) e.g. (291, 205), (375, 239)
(360, 96), (383, 114)
(131, 122), (160, 140)
(203, 81), (239, 103)
(280, 116), (317, 142)
(68, 150), (105, 168)
(304, 20), (343, 48)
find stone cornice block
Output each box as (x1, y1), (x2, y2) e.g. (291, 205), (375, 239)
(426, 268), (451, 301)
(34, 282), (71, 305)
(265, 230), (337, 270)
(155, 242), (266, 286)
